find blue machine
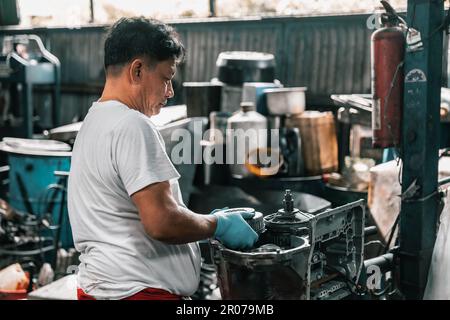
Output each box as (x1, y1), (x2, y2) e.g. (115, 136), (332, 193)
(0, 139), (72, 248)
(0, 35), (61, 139)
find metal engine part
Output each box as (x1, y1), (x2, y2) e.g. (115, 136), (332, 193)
(210, 190), (365, 300)
(213, 207), (265, 234)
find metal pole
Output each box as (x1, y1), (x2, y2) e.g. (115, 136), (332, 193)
(209, 0), (216, 17)
(364, 253), (394, 274)
(23, 83), (33, 138)
(89, 0), (94, 23)
(400, 0), (444, 299)
(53, 61), (61, 128)
(52, 180), (67, 270)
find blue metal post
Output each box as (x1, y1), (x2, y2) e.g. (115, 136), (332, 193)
(400, 0), (444, 299)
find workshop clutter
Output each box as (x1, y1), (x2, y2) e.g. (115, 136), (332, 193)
(327, 157), (376, 192)
(0, 136), (75, 298)
(189, 51), (340, 182)
(1, 0), (446, 301)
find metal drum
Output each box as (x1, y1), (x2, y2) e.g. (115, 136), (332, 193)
(226, 103), (268, 178)
(286, 111), (339, 176)
(211, 236), (311, 299)
(210, 203), (310, 299)
(0, 138), (73, 248)
(216, 51), (276, 85)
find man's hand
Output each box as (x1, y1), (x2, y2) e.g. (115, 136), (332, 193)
(211, 209), (259, 250)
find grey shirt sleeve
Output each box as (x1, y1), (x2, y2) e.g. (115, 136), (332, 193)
(111, 114), (180, 196)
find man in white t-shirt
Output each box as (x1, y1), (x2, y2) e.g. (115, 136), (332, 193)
(67, 17), (258, 300)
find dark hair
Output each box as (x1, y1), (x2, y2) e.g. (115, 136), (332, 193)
(104, 17), (185, 70)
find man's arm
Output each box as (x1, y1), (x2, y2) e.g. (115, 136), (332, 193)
(131, 181), (217, 244)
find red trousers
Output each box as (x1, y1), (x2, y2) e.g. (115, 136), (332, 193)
(77, 287), (182, 300)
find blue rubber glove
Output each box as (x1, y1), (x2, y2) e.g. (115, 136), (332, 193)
(211, 209), (259, 250)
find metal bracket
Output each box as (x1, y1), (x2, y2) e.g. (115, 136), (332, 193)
(401, 178), (420, 200)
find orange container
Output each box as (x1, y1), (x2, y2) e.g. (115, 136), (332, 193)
(286, 111), (338, 176)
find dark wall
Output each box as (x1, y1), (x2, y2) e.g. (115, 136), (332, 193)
(0, 14), (374, 125)
(0, 0), (20, 26)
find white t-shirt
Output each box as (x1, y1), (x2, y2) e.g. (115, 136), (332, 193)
(67, 100), (201, 300)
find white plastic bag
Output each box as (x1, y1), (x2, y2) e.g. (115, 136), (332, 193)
(0, 263), (29, 291)
(424, 190), (450, 299)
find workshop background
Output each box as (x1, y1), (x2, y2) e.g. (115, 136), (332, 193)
(0, 0), (449, 300)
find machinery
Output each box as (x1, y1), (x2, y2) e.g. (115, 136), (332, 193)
(0, 138), (72, 249)
(0, 198), (55, 270)
(210, 190), (365, 300)
(0, 34), (61, 139)
(327, 0), (448, 300)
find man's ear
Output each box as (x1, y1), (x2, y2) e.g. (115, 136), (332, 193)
(130, 59), (143, 83)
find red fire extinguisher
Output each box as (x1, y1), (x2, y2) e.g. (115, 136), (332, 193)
(371, 4), (406, 149)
